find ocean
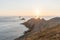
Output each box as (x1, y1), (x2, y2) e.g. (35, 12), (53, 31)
(0, 16), (58, 40)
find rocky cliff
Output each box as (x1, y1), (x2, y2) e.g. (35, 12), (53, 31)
(15, 17), (60, 40)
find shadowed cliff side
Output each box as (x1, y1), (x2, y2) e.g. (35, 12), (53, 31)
(15, 17), (60, 40)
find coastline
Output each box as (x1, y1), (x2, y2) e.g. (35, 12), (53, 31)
(15, 17), (60, 40)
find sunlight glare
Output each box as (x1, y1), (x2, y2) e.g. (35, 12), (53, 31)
(35, 8), (40, 19)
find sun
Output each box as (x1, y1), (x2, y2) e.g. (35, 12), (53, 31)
(35, 8), (40, 19)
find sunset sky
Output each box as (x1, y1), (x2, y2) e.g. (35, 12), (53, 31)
(0, 0), (60, 16)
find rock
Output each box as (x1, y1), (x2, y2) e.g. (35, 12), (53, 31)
(21, 18), (25, 20)
(15, 17), (60, 40)
(19, 16), (21, 18)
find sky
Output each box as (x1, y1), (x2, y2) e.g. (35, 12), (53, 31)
(0, 0), (60, 16)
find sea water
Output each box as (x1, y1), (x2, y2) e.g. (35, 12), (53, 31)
(0, 16), (29, 40)
(0, 16), (57, 40)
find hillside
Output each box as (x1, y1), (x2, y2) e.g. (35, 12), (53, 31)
(15, 17), (60, 40)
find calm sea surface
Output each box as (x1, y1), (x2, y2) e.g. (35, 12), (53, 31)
(0, 16), (57, 40)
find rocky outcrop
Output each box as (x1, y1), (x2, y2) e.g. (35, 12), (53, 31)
(15, 17), (60, 40)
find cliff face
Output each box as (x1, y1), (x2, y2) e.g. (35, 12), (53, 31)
(15, 17), (60, 40)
